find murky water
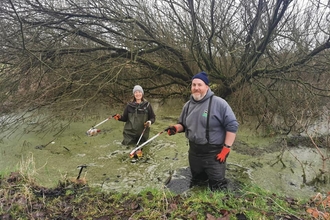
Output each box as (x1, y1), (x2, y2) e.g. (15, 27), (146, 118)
(0, 99), (328, 199)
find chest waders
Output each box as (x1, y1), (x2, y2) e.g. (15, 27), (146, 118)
(186, 95), (228, 191)
(122, 102), (150, 145)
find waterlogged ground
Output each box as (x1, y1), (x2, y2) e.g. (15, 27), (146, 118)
(233, 129), (329, 199)
(0, 99), (328, 199)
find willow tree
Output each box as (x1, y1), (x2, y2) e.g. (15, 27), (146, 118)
(0, 0), (330, 134)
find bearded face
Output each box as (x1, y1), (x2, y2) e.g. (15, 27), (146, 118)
(191, 79), (209, 101)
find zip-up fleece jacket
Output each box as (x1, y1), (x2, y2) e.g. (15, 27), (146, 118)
(178, 89), (238, 145)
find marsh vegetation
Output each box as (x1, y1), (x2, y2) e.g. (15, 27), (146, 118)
(1, 0), (330, 219)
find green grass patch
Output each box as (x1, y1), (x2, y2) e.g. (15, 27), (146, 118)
(0, 171), (324, 220)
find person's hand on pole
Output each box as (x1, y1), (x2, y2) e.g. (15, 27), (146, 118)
(144, 120), (151, 128)
(216, 145), (231, 163)
(165, 125), (179, 136)
(113, 114), (121, 120)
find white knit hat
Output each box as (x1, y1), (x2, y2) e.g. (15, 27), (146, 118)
(133, 85), (144, 94)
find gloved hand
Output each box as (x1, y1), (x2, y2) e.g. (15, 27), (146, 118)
(144, 120), (151, 128)
(216, 146), (230, 163)
(165, 125), (178, 136)
(113, 114), (121, 120)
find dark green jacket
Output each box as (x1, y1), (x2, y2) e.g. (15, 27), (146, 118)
(119, 101), (156, 145)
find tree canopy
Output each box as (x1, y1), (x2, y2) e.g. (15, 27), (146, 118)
(1, 0), (330, 134)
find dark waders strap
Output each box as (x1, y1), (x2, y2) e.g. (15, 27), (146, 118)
(206, 95), (213, 143)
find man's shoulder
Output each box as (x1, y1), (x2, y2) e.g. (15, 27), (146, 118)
(211, 95), (229, 106)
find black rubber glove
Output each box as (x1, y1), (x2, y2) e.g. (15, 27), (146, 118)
(165, 125), (178, 136)
(113, 114), (121, 120)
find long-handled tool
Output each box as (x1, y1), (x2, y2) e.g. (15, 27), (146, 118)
(136, 126), (147, 147)
(130, 126), (148, 158)
(86, 115), (115, 136)
(129, 129), (166, 158)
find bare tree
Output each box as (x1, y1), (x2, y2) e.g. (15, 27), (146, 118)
(0, 0), (330, 135)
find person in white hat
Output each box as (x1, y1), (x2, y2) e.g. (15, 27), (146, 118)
(113, 85), (156, 146)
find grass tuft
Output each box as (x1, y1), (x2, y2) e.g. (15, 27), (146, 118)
(0, 156), (329, 219)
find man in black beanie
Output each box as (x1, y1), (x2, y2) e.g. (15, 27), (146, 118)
(166, 71), (239, 191)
